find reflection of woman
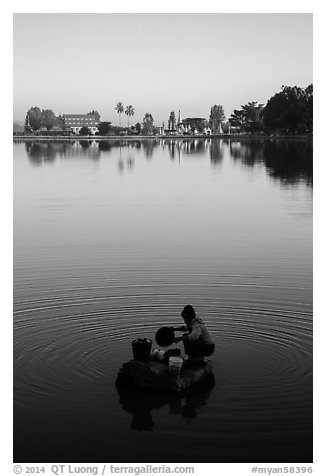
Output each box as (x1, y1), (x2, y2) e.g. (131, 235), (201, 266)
(181, 377), (215, 419)
(173, 305), (215, 360)
(117, 373), (215, 429)
(118, 388), (155, 431)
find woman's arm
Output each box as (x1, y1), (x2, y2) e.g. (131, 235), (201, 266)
(173, 335), (185, 343)
(172, 325), (188, 332)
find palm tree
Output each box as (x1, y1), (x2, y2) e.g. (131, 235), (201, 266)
(125, 105), (135, 129)
(115, 102), (124, 127)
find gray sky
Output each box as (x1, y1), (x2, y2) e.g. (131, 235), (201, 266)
(13, 13), (312, 125)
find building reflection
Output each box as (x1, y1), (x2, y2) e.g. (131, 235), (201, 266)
(25, 140), (101, 164)
(165, 140), (180, 161)
(162, 138), (211, 161)
(24, 138), (214, 165)
(22, 138), (312, 186)
(182, 139), (207, 156)
(116, 373), (215, 431)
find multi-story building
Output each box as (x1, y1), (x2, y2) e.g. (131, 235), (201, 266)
(63, 113), (100, 135)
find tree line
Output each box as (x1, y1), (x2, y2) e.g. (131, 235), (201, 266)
(112, 85), (313, 135)
(22, 84), (312, 136)
(213, 84), (313, 135)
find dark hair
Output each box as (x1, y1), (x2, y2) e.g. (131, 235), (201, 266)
(181, 305), (196, 321)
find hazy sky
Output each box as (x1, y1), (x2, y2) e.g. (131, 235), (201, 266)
(13, 13), (312, 125)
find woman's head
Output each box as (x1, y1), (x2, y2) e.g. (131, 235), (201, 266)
(181, 305), (196, 322)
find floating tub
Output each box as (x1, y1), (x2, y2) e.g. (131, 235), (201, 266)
(116, 358), (213, 393)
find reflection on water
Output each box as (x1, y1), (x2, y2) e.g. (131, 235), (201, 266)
(117, 374), (215, 431)
(25, 139), (101, 163)
(14, 138), (312, 462)
(19, 138), (312, 186)
(210, 139), (225, 165)
(229, 139), (313, 186)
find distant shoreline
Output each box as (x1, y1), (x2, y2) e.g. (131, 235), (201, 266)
(13, 134), (312, 141)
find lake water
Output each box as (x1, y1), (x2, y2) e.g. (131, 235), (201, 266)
(13, 138), (313, 463)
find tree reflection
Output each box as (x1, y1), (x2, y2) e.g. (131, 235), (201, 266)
(25, 142), (43, 164)
(98, 141), (113, 152)
(23, 138), (312, 186)
(210, 139), (225, 166)
(229, 139), (264, 166)
(263, 140), (313, 186)
(142, 140), (159, 159)
(25, 142), (57, 164)
(79, 140), (91, 149)
(126, 146), (135, 169)
(228, 139), (312, 186)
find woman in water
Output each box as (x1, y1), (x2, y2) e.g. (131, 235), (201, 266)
(173, 305), (215, 360)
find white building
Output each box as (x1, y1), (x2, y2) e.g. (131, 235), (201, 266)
(63, 113), (100, 135)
